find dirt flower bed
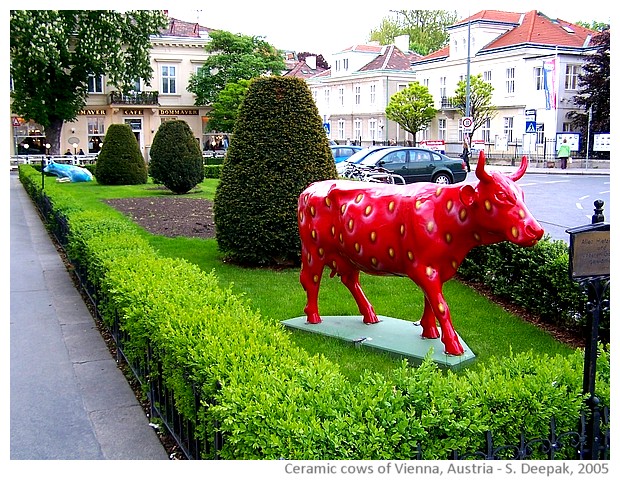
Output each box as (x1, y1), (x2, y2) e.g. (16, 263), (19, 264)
(104, 196), (216, 239)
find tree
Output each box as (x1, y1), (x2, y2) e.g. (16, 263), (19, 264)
(205, 79), (251, 134)
(149, 120), (204, 194)
(188, 30), (286, 107)
(95, 124), (147, 185)
(9, 10), (168, 155)
(213, 76), (336, 267)
(452, 74), (497, 141)
(385, 82), (437, 146)
(297, 52), (330, 70)
(567, 28), (610, 158)
(369, 10), (458, 55)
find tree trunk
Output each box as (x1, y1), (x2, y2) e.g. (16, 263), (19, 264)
(46, 117), (65, 155)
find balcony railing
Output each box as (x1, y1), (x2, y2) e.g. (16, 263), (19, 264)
(109, 91), (159, 105)
(440, 96), (458, 109)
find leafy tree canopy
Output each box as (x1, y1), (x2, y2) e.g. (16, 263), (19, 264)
(568, 28), (610, 157)
(188, 30), (286, 106)
(297, 52), (330, 70)
(206, 79), (251, 133)
(369, 10), (458, 55)
(10, 10), (168, 154)
(452, 74), (497, 139)
(385, 82), (437, 145)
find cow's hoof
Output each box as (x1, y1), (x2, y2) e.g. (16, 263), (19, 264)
(420, 328), (440, 339)
(443, 344), (465, 356)
(362, 313), (380, 324)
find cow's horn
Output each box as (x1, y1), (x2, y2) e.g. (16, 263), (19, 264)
(508, 156), (529, 181)
(475, 150), (492, 182)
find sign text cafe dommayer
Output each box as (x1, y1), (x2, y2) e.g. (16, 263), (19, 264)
(11, 16), (219, 159)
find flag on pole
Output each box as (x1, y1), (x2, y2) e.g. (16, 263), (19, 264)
(543, 59), (557, 110)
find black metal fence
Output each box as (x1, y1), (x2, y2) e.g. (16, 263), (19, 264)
(32, 188), (610, 461)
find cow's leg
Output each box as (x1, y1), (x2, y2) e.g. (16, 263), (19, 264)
(416, 278), (464, 355)
(300, 247), (323, 324)
(419, 297), (440, 339)
(339, 265), (380, 324)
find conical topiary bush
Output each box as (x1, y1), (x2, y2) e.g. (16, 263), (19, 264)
(95, 123), (147, 185)
(213, 76), (337, 267)
(149, 119), (204, 194)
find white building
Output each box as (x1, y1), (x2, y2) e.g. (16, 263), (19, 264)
(305, 10), (599, 157)
(307, 36), (421, 146)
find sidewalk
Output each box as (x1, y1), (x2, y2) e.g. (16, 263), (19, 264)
(9, 171), (168, 460)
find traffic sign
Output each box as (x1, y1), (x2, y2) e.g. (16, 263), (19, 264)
(525, 121), (537, 134)
(462, 116), (473, 133)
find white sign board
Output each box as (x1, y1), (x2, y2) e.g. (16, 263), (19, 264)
(494, 134), (508, 152)
(593, 133), (611, 152)
(555, 133), (580, 151)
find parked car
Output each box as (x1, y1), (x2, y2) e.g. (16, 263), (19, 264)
(335, 145), (397, 175)
(357, 147), (467, 184)
(330, 145), (363, 164)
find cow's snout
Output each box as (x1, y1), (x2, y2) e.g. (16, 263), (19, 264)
(520, 221), (544, 246)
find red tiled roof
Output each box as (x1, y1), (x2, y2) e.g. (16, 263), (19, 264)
(359, 45), (413, 72)
(415, 10), (597, 63)
(486, 10), (596, 49)
(161, 17), (213, 38)
(338, 44), (384, 54)
(283, 60), (327, 79)
(456, 10), (523, 26)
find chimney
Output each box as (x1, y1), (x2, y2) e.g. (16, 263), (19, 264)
(306, 55), (317, 70)
(394, 34), (410, 52)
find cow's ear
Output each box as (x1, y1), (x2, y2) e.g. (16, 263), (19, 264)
(458, 184), (476, 207)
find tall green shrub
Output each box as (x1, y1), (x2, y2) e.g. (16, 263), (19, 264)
(95, 123), (147, 185)
(149, 119), (204, 194)
(213, 76), (337, 267)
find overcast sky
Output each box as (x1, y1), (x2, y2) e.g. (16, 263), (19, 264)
(162, 0), (611, 56)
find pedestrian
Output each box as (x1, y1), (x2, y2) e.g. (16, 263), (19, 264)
(461, 140), (471, 172)
(557, 138), (571, 169)
(222, 136), (229, 151)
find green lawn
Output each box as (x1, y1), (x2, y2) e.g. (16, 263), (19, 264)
(58, 177), (576, 380)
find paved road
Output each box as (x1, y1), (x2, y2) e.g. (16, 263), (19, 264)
(9, 171), (168, 461)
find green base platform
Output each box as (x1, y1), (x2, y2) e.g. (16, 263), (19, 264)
(282, 315), (476, 370)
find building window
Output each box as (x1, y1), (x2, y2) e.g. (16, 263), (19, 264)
(562, 122), (573, 132)
(506, 67), (515, 94)
(504, 116), (514, 142)
(422, 78), (429, 88)
(565, 64), (580, 90)
(132, 78), (141, 92)
(161, 65), (176, 94)
(324, 88), (330, 106)
(483, 70), (492, 83)
(534, 67), (544, 91)
(370, 84), (376, 104)
(354, 85), (361, 105)
(338, 87), (344, 107)
(438, 118), (446, 140)
(343, 58), (349, 71)
(353, 118), (361, 141)
(87, 117), (105, 153)
(87, 74), (104, 94)
(536, 123), (544, 144)
(338, 119), (345, 140)
(439, 77), (446, 99)
(369, 119), (377, 141)
(481, 119), (491, 143)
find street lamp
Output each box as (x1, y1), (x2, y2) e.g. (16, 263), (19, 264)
(72, 142), (79, 164)
(23, 143), (29, 163)
(43, 143), (51, 189)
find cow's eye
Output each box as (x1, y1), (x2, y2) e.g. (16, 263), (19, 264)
(495, 191), (515, 205)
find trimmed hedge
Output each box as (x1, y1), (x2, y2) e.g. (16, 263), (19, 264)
(18, 164), (610, 460)
(458, 237), (610, 340)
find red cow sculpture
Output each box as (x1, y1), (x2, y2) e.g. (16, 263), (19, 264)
(298, 152), (544, 356)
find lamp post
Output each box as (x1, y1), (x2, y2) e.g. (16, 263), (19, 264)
(72, 142), (79, 164)
(23, 143), (29, 163)
(43, 143), (51, 189)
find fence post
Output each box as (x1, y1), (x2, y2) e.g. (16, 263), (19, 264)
(566, 200), (610, 460)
